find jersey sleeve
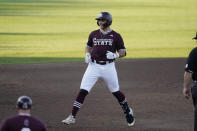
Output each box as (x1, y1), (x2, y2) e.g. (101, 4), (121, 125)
(0, 120), (9, 131)
(116, 34), (126, 51)
(185, 48), (196, 73)
(43, 125), (48, 131)
(86, 32), (93, 48)
(39, 120), (48, 131)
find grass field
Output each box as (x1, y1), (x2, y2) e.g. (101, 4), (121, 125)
(0, 0), (197, 64)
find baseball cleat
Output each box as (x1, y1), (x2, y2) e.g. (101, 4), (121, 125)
(62, 115), (76, 125)
(126, 107), (135, 127)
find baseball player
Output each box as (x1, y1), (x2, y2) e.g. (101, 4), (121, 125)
(0, 96), (47, 131)
(62, 12), (135, 126)
(183, 32), (197, 131)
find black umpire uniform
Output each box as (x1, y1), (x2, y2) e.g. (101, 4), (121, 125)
(184, 32), (197, 131)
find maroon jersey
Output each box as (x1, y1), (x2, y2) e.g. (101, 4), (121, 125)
(87, 29), (126, 61)
(0, 114), (47, 131)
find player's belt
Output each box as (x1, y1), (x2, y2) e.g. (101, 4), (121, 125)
(91, 59), (113, 65)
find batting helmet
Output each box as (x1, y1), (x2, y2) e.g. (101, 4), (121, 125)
(16, 96), (32, 110)
(96, 12), (112, 28)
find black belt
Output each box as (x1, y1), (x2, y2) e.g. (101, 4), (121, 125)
(91, 59), (113, 65)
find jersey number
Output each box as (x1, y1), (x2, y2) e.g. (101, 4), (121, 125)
(21, 128), (31, 131)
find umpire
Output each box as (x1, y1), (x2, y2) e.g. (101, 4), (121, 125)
(183, 32), (197, 131)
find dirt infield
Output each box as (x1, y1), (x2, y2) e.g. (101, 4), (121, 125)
(0, 58), (194, 131)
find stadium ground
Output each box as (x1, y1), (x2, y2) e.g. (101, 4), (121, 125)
(0, 58), (193, 131)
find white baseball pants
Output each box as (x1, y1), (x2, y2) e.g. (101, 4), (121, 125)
(80, 62), (119, 93)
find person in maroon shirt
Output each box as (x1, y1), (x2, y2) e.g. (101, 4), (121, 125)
(0, 96), (47, 131)
(62, 12), (135, 127)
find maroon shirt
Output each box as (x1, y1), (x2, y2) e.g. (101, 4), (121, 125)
(0, 114), (47, 131)
(87, 29), (126, 61)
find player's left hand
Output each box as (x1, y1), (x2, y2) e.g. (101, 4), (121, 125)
(106, 51), (119, 59)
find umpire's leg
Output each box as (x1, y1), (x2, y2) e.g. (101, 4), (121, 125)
(192, 82), (197, 131)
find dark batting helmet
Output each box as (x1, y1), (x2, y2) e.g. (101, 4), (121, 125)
(16, 96), (32, 110)
(96, 12), (112, 28)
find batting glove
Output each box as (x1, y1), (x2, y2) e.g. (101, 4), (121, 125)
(85, 53), (91, 63)
(106, 51), (119, 59)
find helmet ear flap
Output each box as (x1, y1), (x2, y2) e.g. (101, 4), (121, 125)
(96, 12), (112, 28)
(97, 20), (100, 26)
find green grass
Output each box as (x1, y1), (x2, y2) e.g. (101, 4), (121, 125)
(0, 57), (84, 64)
(0, 0), (197, 64)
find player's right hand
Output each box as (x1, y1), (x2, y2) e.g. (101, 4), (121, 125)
(183, 87), (190, 99)
(85, 53), (91, 63)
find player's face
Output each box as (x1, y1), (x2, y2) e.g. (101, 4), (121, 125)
(98, 19), (107, 29)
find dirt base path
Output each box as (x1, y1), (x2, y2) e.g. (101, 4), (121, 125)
(0, 58), (193, 131)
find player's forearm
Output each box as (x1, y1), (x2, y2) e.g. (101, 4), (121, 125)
(85, 46), (91, 54)
(118, 50), (126, 58)
(183, 71), (192, 89)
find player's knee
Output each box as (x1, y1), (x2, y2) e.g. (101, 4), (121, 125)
(108, 85), (119, 93)
(75, 89), (89, 104)
(112, 91), (125, 102)
(79, 89), (89, 96)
